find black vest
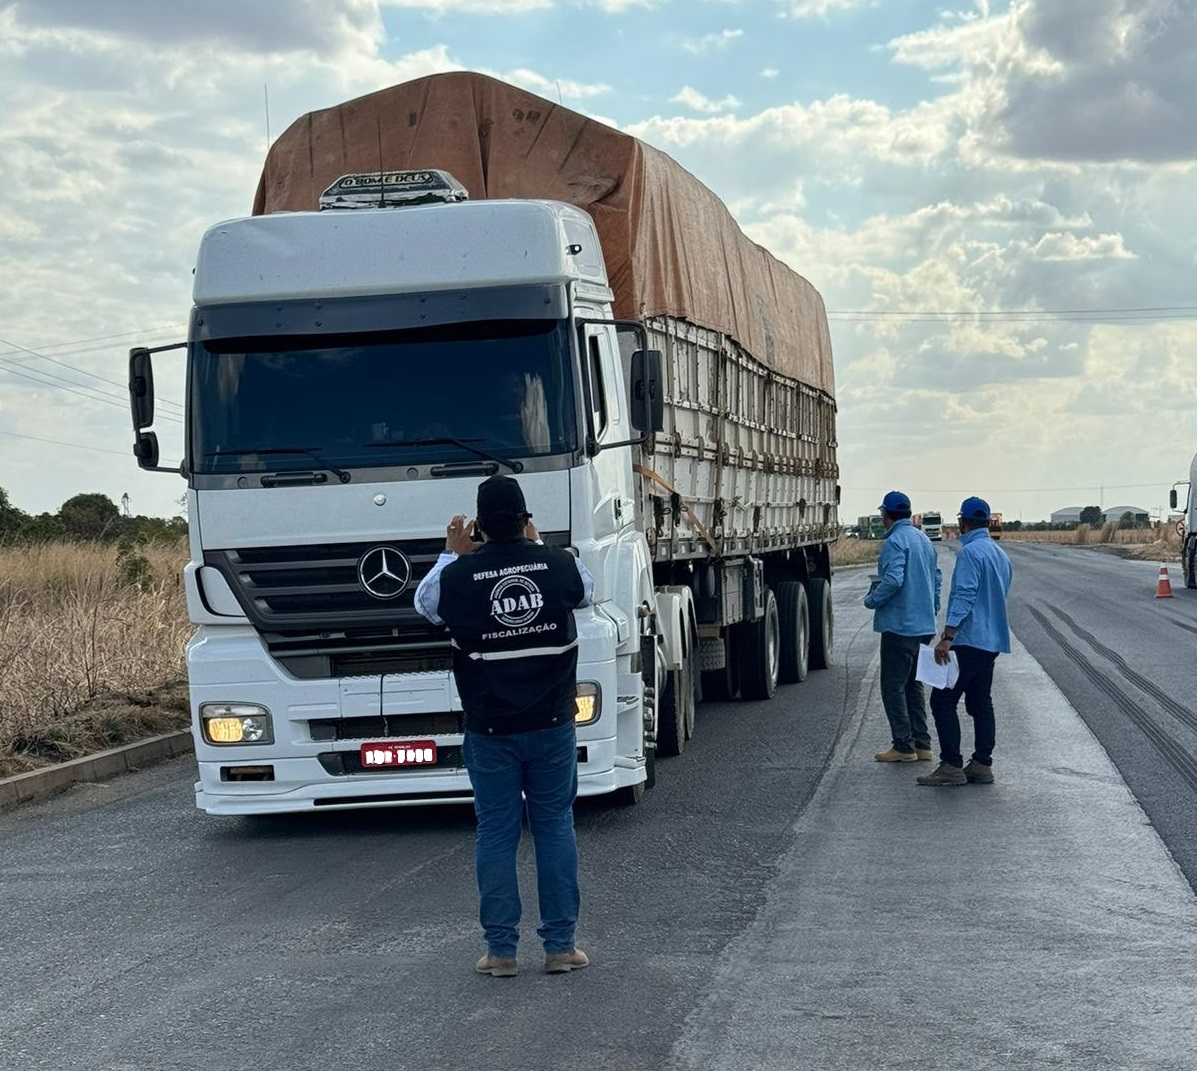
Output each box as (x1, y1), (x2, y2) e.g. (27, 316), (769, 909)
(437, 540), (585, 735)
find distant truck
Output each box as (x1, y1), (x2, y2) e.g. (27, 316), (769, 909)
(919, 511), (943, 541)
(857, 514), (886, 540)
(1170, 454), (1197, 587)
(127, 72), (840, 815)
(988, 512), (1004, 539)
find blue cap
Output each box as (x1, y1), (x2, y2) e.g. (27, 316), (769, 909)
(959, 496), (991, 522)
(880, 490), (911, 514)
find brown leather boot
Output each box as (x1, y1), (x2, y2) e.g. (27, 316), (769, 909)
(544, 948), (589, 973)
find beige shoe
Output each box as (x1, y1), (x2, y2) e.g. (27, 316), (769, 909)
(544, 948), (589, 974)
(964, 759), (995, 784)
(915, 748), (934, 761)
(916, 762), (966, 787)
(476, 953), (518, 977)
(875, 747), (918, 763)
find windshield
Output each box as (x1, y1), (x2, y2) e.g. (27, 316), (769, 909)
(189, 319), (577, 476)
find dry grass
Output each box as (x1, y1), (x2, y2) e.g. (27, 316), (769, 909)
(0, 542), (191, 777)
(830, 537), (882, 568)
(1000, 523), (1181, 561)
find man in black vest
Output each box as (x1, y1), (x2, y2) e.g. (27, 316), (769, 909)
(414, 475), (594, 977)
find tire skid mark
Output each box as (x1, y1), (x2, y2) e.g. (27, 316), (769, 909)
(1026, 605), (1197, 793)
(1042, 604), (1197, 737)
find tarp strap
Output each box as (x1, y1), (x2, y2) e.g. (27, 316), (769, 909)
(634, 463), (721, 554)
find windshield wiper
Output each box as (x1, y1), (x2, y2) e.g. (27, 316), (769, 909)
(204, 446), (351, 483)
(365, 437), (523, 474)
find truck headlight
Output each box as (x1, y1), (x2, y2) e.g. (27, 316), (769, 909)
(574, 682), (601, 726)
(200, 703), (274, 745)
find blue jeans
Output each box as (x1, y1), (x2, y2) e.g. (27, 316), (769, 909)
(879, 632), (933, 752)
(462, 721), (580, 957)
(929, 645), (999, 768)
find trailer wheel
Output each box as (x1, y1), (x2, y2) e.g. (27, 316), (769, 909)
(701, 631), (740, 702)
(1185, 538), (1197, 589)
(740, 586), (780, 700)
(777, 580), (810, 684)
(807, 576), (833, 670)
(656, 647), (696, 757)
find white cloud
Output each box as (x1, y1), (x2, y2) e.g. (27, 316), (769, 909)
(679, 29), (744, 54)
(380, 0), (550, 11)
(669, 86), (741, 115)
(773, 0), (877, 17)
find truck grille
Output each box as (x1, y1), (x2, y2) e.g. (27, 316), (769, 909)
(310, 713), (463, 741)
(204, 538), (450, 676)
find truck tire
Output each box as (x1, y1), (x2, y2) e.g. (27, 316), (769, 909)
(740, 586), (780, 700)
(701, 631), (740, 702)
(807, 576), (833, 670)
(1186, 539), (1197, 589)
(777, 580), (810, 684)
(657, 649), (695, 757)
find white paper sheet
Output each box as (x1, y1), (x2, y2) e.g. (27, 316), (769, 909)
(916, 643), (960, 690)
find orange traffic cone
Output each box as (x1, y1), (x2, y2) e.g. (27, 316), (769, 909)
(1155, 564), (1174, 599)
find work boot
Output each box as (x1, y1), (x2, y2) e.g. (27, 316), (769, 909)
(915, 748), (934, 761)
(875, 748), (917, 763)
(964, 759), (995, 784)
(476, 953), (518, 977)
(916, 762), (966, 787)
(544, 948), (589, 974)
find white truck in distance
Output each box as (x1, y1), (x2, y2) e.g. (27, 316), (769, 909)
(128, 72), (839, 815)
(920, 511), (943, 541)
(1170, 453), (1197, 588)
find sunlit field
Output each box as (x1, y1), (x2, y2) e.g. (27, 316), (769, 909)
(999, 522), (1181, 560)
(0, 542), (190, 777)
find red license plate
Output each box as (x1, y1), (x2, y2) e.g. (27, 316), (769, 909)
(360, 740), (438, 768)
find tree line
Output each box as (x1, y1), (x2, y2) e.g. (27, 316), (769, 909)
(0, 488), (186, 545)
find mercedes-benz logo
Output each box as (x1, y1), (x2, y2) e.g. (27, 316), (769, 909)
(357, 546), (412, 600)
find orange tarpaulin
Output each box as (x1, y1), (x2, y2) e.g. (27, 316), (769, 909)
(254, 71), (834, 396)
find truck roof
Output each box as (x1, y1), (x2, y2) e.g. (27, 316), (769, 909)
(193, 199), (605, 305)
(254, 70), (834, 396)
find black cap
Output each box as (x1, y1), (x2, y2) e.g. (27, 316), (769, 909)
(476, 475), (529, 541)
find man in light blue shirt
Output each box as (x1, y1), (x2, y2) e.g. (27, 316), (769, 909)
(918, 495), (1013, 787)
(864, 491), (942, 762)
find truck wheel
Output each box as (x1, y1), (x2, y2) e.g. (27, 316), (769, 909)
(1186, 539), (1197, 589)
(656, 648), (696, 757)
(740, 586), (780, 700)
(807, 576), (833, 670)
(777, 580), (810, 684)
(701, 631), (740, 702)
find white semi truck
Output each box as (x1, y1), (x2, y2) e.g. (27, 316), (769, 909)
(1170, 453), (1197, 587)
(129, 73), (839, 815)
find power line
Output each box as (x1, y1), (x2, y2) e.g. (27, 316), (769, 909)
(0, 428), (138, 459)
(827, 304), (1197, 324)
(0, 335), (185, 414)
(846, 482), (1165, 494)
(0, 356), (183, 424)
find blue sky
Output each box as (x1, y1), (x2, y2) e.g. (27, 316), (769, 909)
(2, 0), (1196, 524)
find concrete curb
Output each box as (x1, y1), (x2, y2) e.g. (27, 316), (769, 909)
(0, 731), (194, 812)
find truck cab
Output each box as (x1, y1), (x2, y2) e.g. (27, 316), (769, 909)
(130, 171), (665, 813)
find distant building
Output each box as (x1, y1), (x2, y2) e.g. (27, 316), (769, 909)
(1103, 505), (1149, 526)
(1050, 505), (1151, 526)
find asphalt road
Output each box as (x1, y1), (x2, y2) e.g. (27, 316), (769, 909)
(2, 545), (1195, 1071)
(0, 615), (861, 1071)
(1000, 540), (1197, 887)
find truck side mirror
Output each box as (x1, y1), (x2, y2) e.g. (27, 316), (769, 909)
(129, 347), (155, 431)
(629, 348), (664, 436)
(1170, 489), (1178, 510)
(133, 431), (161, 468)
